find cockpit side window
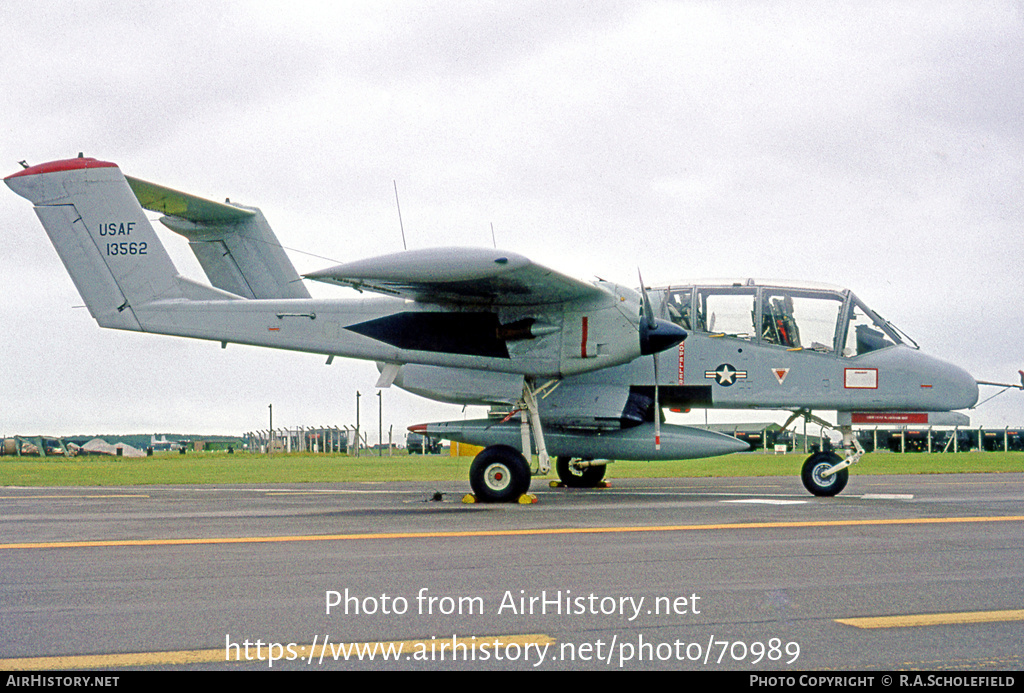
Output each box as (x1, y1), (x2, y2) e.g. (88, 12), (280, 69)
(761, 295), (800, 347)
(842, 299), (901, 356)
(666, 288), (693, 329)
(760, 290), (845, 352)
(695, 288), (757, 340)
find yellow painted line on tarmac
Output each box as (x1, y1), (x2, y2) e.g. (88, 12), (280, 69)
(0, 515), (1021, 551)
(0, 633), (555, 671)
(837, 609), (1024, 629)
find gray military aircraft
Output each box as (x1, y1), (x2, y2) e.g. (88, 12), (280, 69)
(6, 156), (983, 502)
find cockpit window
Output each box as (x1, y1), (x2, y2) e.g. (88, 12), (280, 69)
(695, 287), (758, 340)
(665, 288), (693, 329)
(677, 283), (911, 357)
(760, 290), (845, 352)
(842, 299), (904, 356)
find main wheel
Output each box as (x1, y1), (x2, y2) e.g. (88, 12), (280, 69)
(469, 445), (531, 502)
(801, 452), (849, 497)
(555, 456), (607, 488)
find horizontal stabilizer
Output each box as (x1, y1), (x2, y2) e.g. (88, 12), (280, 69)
(126, 176), (309, 300)
(126, 176), (255, 224)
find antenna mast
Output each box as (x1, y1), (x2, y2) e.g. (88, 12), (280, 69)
(393, 180), (407, 250)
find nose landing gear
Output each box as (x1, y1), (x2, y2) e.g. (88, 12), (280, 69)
(786, 409), (863, 497)
(800, 451), (850, 496)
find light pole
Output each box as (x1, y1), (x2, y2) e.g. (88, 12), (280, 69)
(355, 392), (361, 457)
(378, 390), (383, 457)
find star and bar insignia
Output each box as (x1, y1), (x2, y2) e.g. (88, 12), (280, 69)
(705, 364), (747, 386)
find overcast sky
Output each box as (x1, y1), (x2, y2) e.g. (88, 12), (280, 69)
(2, 1), (1023, 441)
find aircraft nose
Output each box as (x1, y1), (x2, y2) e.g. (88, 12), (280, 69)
(954, 364), (980, 409)
(931, 358), (979, 410)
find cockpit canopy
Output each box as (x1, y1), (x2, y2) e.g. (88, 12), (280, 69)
(657, 280), (914, 358)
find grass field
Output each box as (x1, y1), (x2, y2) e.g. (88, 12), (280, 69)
(0, 450), (1020, 487)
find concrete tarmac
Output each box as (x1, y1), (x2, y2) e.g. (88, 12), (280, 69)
(1, 473), (1022, 671)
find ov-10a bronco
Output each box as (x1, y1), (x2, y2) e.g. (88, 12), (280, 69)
(6, 156), (984, 502)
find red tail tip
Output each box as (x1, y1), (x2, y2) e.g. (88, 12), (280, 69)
(6, 157), (118, 180)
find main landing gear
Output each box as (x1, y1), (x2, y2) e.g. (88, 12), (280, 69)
(555, 457), (608, 488)
(469, 451), (610, 501)
(468, 379), (555, 503)
(468, 445), (532, 502)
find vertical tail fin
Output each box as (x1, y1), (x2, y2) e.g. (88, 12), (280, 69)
(5, 157), (237, 331)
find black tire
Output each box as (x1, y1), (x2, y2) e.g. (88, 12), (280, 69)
(469, 445), (531, 502)
(555, 456), (607, 488)
(801, 452), (849, 497)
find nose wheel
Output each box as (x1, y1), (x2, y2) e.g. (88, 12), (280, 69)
(801, 451), (849, 496)
(784, 410), (861, 497)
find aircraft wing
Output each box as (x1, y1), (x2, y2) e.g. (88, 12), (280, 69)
(304, 248), (607, 306)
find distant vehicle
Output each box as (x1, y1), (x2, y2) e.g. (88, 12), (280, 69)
(406, 432), (441, 455)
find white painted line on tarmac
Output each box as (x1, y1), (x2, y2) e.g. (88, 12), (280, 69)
(721, 499), (808, 505)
